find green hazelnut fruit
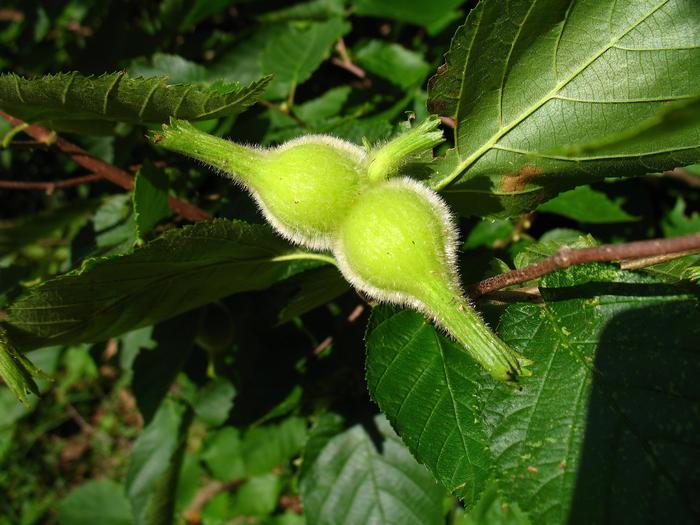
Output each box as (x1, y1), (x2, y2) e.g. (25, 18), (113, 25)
(334, 178), (531, 383)
(152, 120), (366, 250)
(151, 119), (530, 382)
(254, 135), (367, 249)
(151, 118), (445, 249)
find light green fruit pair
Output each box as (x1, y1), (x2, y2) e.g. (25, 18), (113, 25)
(151, 119), (531, 383)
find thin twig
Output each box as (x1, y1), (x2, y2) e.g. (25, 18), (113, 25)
(183, 479), (242, 524)
(476, 288), (543, 305)
(0, 9), (23, 21)
(440, 116), (456, 129)
(64, 402), (94, 434)
(332, 38), (366, 79)
(663, 167), (700, 189)
(0, 112), (211, 222)
(471, 232), (700, 297)
(0, 173), (103, 191)
(313, 336), (333, 355)
(331, 58), (367, 79)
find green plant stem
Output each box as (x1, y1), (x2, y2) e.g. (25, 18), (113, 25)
(367, 116), (444, 182)
(271, 252), (337, 267)
(422, 285), (531, 383)
(151, 119), (264, 181)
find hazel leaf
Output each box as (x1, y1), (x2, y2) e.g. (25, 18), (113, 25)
(427, 0), (700, 217)
(0, 72), (270, 125)
(1, 219), (328, 351)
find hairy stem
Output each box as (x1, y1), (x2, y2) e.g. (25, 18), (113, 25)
(367, 116), (444, 182)
(151, 119), (264, 181)
(422, 284), (532, 383)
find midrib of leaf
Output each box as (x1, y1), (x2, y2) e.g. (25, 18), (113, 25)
(317, 439), (364, 520)
(434, 0), (669, 192)
(270, 252), (336, 266)
(193, 84), (261, 119)
(8, 251), (329, 335)
(363, 438), (389, 525)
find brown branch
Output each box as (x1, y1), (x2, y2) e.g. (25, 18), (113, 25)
(471, 232), (700, 297)
(663, 167), (700, 189)
(183, 479), (242, 524)
(0, 112), (211, 222)
(440, 116), (456, 129)
(0, 9), (23, 21)
(331, 58), (367, 79)
(332, 38), (366, 79)
(0, 173), (103, 191)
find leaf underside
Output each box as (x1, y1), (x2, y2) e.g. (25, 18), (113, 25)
(0, 219), (320, 351)
(428, 0), (700, 217)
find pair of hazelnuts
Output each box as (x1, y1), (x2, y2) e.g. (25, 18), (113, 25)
(152, 118), (531, 383)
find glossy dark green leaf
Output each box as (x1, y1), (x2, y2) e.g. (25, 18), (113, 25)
(229, 474), (282, 517)
(299, 412), (345, 479)
(300, 415), (445, 525)
(463, 218), (515, 250)
(365, 306), (491, 505)
(2, 219), (326, 350)
(485, 264), (700, 524)
(662, 197), (700, 236)
(293, 87), (351, 122)
(0, 72), (270, 124)
(428, 0), (700, 217)
(130, 53), (219, 85)
(259, 0), (345, 22)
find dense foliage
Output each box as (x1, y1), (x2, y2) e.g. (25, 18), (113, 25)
(1, 1), (699, 524)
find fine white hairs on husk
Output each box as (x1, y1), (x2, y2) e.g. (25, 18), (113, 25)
(222, 134), (367, 251)
(332, 176), (467, 324)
